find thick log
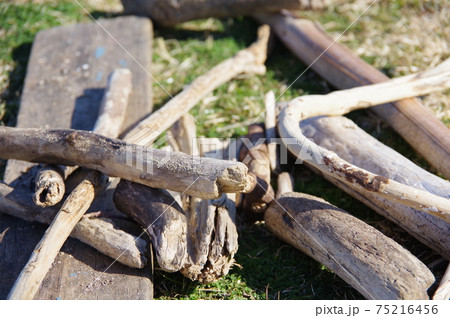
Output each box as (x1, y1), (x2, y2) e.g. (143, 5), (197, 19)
(256, 13), (450, 178)
(121, 0), (334, 27)
(0, 182), (148, 269)
(124, 25), (270, 146)
(276, 59), (450, 221)
(0, 127), (252, 199)
(265, 191), (435, 299)
(301, 116), (450, 259)
(114, 180), (188, 272)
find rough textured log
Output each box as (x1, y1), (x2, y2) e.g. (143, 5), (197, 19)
(256, 12), (450, 178)
(0, 182), (148, 269)
(239, 124), (274, 215)
(276, 59), (450, 221)
(265, 192), (435, 300)
(33, 165), (67, 207)
(301, 116), (450, 260)
(0, 127), (252, 199)
(114, 180), (188, 272)
(124, 25), (270, 146)
(121, 0), (334, 27)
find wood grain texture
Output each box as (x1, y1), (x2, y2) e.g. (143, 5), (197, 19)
(265, 192), (435, 300)
(0, 16), (154, 299)
(300, 116), (450, 260)
(256, 13), (450, 178)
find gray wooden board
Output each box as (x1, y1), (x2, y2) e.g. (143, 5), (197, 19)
(0, 16), (154, 299)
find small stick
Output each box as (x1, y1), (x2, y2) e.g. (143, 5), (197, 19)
(276, 172), (294, 199)
(239, 123), (274, 215)
(433, 263), (450, 300)
(0, 181), (148, 268)
(301, 115), (450, 260)
(277, 59), (450, 221)
(264, 90), (279, 174)
(33, 69), (132, 207)
(8, 69), (132, 300)
(265, 173), (434, 300)
(124, 25), (270, 146)
(0, 127), (253, 199)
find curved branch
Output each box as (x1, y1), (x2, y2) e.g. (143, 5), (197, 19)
(277, 59), (450, 221)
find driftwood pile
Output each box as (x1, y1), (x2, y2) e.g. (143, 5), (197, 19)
(1, 1), (449, 300)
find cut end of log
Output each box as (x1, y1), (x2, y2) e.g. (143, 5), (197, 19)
(218, 162), (255, 194)
(33, 165), (66, 207)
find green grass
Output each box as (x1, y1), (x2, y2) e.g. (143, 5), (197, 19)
(0, 0), (448, 299)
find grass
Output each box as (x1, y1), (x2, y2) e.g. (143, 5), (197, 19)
(0, 0), (448, 299)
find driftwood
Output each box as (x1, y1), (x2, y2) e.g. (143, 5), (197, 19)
(0, 182), (148, 269)
(276, 59), (450, 221)
(124, 25), (270, 146)
(114, 180), (187, 272)
(256, 13), (450, 179)
(264, 173), (434, 299)
(239, 124), (274, 215)
(33, 69), (132, 207)
(301, 116), (450, 260)
(8, 70), (132, 300)
(0, 127), (252, 199)
(433, 264), (450, 300)
(264, 91), (279, 173)
(121, 0), (334, 27)
(8, 172), (109, 299)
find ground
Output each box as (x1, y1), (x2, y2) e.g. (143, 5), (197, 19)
(0, 0), (448, 300)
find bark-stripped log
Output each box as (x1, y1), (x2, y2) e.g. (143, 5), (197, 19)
(276, 59), (450, 221)
(0, 182), (148, 269)
(256, 13), (450, 179)
(301, 116), (450, 260)
(265, 177), (434, 299)
(121, 0), (336, 27)
(114, 180), (188, 272)
(239, 124), (275, 215)
(0, 127), (252, 199)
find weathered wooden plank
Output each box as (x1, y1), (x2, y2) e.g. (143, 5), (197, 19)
(0, 16), (154, 299)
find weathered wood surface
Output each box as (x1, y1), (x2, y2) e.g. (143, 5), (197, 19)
(121, 0), (337, 26)
(300, 116), (450, 260)
(265, 191), (435, 300)
(256, 13), (450, 179)
(433, 263), (450, 300)
(276, 59), (450, 221)
(0, 127), (253, 199)
(239, 124), (274, 215)
(0, 16), (154, 299)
